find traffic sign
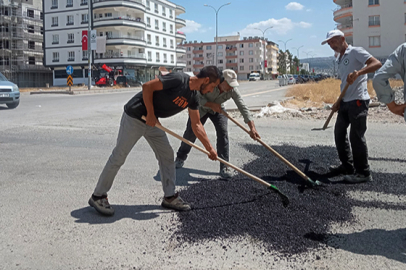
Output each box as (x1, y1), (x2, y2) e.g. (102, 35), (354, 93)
(67, 75), (73, 86)
(66, 65), (74, 75)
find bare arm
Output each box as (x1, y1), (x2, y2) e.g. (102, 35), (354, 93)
(347, 57), (382, 85)
(247, 120), (261, 140)
(188, 108), (217, 160)
(142, 78), (163, 126)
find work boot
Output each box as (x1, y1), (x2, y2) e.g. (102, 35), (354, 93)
(175, 157), (184, 169)
(220, 166), (234, 179)
(344, 174), (373, 183)
(329, 164), (354, 175)
(88, 195), (115, 216)
(161, 193), (191, 211)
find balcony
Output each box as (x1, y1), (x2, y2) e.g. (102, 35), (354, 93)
(225, 54), (237, 59)
(176, 46), (186, 54)
(177, 59), (186, 67)
(333, 4), (353, 23)
(193, 63), (204, 68)
(337, 23), (353, 37)
(175, 5), (186, 16)
(94, 52), (147, 65)
(93, 17), (146, 30)
(225, 46), (237, 51)
(93, 0), (145, 12)
(175, 31), (186, 41)
(106, 35), (146, 47)
(192, 49), (203, 54)
(175, 18), (186, 28)
(225, 62), (238, 67)
(193, 56), (204, 61)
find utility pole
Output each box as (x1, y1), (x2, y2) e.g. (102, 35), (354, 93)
(87, 0), (92, 90)
(254, 27), (273, 80)
(204, 3), (231, 66)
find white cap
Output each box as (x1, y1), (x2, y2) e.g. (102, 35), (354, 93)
(321, 30), (344, 45)
(222, 69), (239, 87)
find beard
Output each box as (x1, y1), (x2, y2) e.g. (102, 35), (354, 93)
(199, 83), (209, 94)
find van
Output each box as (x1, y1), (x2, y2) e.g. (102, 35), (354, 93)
(249, 73), (260, 81)
(277, 74), (288, 86)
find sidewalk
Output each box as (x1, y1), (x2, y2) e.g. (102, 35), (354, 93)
(24, 86), (141, 95)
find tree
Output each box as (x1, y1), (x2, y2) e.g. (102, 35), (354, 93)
(277, 51), (287, 74)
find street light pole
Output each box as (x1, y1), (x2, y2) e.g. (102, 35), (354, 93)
(277, 39), (292, 74)
(291, 45), (303, 74)
(204, 3), (231, 66)
(87, 0), (92, 90)
(254, 27), (273, 80)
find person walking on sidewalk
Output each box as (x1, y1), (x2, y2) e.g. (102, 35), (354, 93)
(89, 66), (222, 216)
(175, 69), (261, 179)
(373, 43), (406, 121)
(322, 30), (382, 183)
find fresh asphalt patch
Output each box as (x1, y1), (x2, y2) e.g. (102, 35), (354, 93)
(175, 144), (406, 256)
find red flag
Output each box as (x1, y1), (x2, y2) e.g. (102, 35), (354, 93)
(264, 60), (267, 68)
(82, 30), (88, 51)
(297, 66), (299, 72)
(312, 68), (315, 73)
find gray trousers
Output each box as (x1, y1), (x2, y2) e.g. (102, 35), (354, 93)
(93, 112), (176, 197)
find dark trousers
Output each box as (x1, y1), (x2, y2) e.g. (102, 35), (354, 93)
(176, 112), (229, 169)
(334, 99), (370, 176)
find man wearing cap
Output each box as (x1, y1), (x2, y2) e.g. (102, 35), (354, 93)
(322, 30), (382, 183)
(175, 69), (261, 179)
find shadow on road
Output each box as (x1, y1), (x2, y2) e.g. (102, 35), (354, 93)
(71, 204), (167, 224)
(306, 228), (406, 264)
(153, 167), (220, 186)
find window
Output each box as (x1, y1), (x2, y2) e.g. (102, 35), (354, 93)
(369, 36), (380, 47)
(369, 15), (380, 26)
(239, 51), (244, 56)
(52, 52), (59, 62)
(217, 52), (223, 57)
(163, 53), (167, 63)
(67, 15), (74, 25)
(148, 51), (152, 61)
(249, 50), (254, 55)
(155, 36), (159, 46)
(105, 13), (112, 17)
(249, 43), (253, 47)
(163, 38), (167, 47)
(27, 9), (34, 18)
(206, 60), (212, 65)
(368, 0), (379, 5)
(187, 47), (191, 51)
(146, 0), (150, 10)
(28, 57), (35, 65)
(27, 25), (34, 33)
(170, 40), (174, 48)
(217, 45), (223, 49)
(218, 59), (223, 64)
(82, 50), (88, 60)
(28, 41), (35, 50)
(68, 51), (75, 61)
(249, 65), (253, 70)
(169, 9), (173, 18)
(51, 17), (58, 26)
(155, 3), (159, 13)
(240, 66), (244, 71)
(156, 52), (160, 62)
(81, 14), (88, 23)
(206, 45), (212, 50)
(187, 54), (191, 58)
(67, 33), (74, 43)
(52, 34), (59, 44)
(162, 6), (166, 16)
(155, 19), (159, 30)
(51, 0), (58, 9)
(163, 22), (166, 31)
(187, 61), (191, 65)
(171, 55), (174, 63)
(147, 17), (151, 27)
(239, 58), (244, 63)
(105, 31), (112, 38)
(66, 0), (73, 7)
(249, 58), (254, 62)
(147, 34), (151, 44)
(170, 24), (173, 33)
(239, 44), (244, 48)
(80, 0), (88, 5)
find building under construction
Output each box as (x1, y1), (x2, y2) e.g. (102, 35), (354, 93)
(0, 0), (52, 87)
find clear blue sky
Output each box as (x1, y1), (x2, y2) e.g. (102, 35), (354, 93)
(175, 0), (338, 59)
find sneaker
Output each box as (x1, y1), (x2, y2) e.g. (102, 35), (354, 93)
(343, 174), (373, 183)
(88, 196), (115, 216)
(220, 166), (234, 179)
(175, 157), (184, 169)
(161, 193), (191, 211)
(329, 164), (354, 175)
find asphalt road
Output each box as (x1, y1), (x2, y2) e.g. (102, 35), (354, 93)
(1, 82), (406, 270)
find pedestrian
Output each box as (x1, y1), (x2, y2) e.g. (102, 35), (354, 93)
(373, 43), (406, 120)
(88, 66), (222, 216)
(174, 69), (261, 179)
(321, 30), (382, 183)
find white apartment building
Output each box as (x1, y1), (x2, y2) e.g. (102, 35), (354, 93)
(43, 0), (186, 86)
(334, 0), (406, 63)
(180, 35), (279, 80)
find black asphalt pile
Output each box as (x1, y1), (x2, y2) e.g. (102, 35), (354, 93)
(175, 144), (406, 255)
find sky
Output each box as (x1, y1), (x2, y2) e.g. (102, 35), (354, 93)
(175, 0), (338, 59)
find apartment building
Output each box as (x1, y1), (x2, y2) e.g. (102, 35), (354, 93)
(179, 34), (279, 80)
(0, 0), (52, 87)
(334, 0), (406, 63)
(43, 0), (186, 86)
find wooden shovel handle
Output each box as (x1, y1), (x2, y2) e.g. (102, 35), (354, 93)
(322, 82), (350, 129)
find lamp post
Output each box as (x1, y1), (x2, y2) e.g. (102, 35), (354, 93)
(87, 0), (92, 90)
(278, 39), (292, 74)
(204, 2), (231, 66)
(254, 27), (273, 80)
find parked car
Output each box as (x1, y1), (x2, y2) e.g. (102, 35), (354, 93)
(249, 72), (261, 81)
(0, 71), (20, 109)
(277, 74), (288, 86)
(115, 75), (143, 87)
(287, 74), (296, 85)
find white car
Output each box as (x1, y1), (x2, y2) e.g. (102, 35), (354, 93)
(249, 73), (260, 81)
(287, 75), (296, 85)
(0, 72), (20, 109)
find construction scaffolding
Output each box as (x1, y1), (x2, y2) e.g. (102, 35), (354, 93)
(0, 0), (52, 87)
